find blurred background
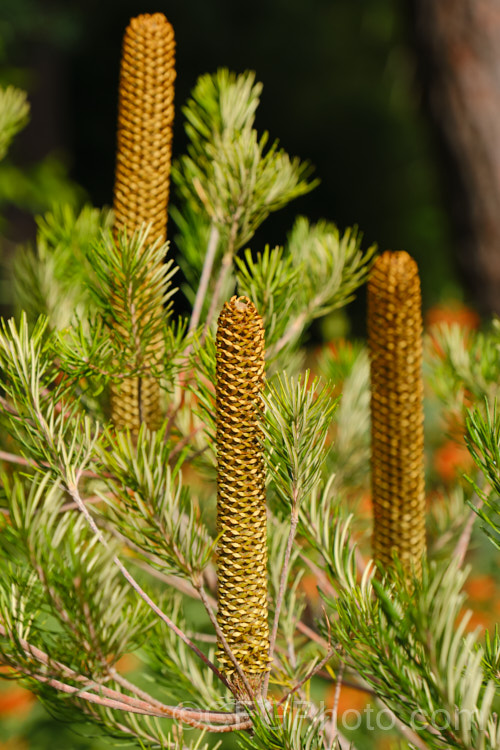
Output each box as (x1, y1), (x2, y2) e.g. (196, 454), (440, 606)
(4, 0), (500, 328)
(0, 0), (499, 746)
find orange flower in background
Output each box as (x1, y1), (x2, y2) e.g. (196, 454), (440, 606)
(300, 573), (320, 602)
(464, 574), (496, 603)
(425, 301), (480, 331)
(325, 681), (370, 716)
(358, 490), (373, 518)
(426, 301), (480, 361)
(0, 684), (34, 718)
(0, 740), (29, 750)
(458, 607), (493, 634)
(460, 576), (498, 633)
(433, 439), (473, 483)
(114, 652), (141, 674)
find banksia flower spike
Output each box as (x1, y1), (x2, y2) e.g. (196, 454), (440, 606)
(215, 296), (270, 700)
(111, 13), (176, 434)
(368, 251), (426, 580)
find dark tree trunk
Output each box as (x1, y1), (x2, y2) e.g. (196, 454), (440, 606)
(408, 0), (500, 315)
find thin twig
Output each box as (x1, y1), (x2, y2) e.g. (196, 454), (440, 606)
(263, 509), (299, 698)
(298, 551), (337, 598)
(130, 556), (214, 604)
(0, 624), (251, 732)
(296, 620), (329, 649)
(167, 424), (202, 463)
(203, 205), (242, 337)
(196, 582), (255, 702)
(268, 287), (333, 361)
(110, 674), (253, 733)
(0, 449), (33, 467)
(102, 516), (218, 605)
(188, 224), (220, 338)
(277, 648), (335, 706)
(109, 668), (250, 730)
(328, 659), (345, 750)
(454, 497), (484, 568)
(187, 631), (218, 643)
(65, 479), (231, 692)
(0, 394), (20, 416)
(0, 448), (106, 481)
(377, 702), (430, 750)
(268, 310), (307, 359)
(316, 671), (374, 696)
(0, 491), (104, 517)
(204, 250), (233, 336)
(0, 624), (217, 723)
(18, 669), (157, 716)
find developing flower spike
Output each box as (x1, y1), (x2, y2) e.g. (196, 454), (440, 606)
(215, 296), (271, 699)
(368, 251), (426, 579)
(111, 13), (176, 433)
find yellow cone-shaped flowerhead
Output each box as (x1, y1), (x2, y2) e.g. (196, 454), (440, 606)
(113, 12), (175, 242)
(215, 296), (270, 698)
(368, 251), (426, 580)
(110, 13), (176, 434)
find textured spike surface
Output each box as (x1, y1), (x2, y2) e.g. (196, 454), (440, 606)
(111, 13), (175, 433)
(215, 296), (270, 697)
(367, 251), (426, 578)
(113, 12), (175, 242)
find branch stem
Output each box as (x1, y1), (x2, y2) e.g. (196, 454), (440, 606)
(188, 223), (220, 338)
(203, 206), (242, 336)
(296, 620), (329, 649)
(0, 621), (250, 731)
(196, 582), (255, 702)
(328, 659), (344, 750)
(263, 509), (299, 698)
(278, 648), (335, 706)
(269, 311), (307, 358)
(65, 480), (230, 692)
(454, 496), (484, 567)
(203, 250), (232, 337)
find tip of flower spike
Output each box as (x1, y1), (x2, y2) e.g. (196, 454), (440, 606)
(218, 296), (261, 322)
(129, 13), (171, 30)
(233, 296), (250, 311)
(373, 250), (418, 277)
(369, 251), (420, 301)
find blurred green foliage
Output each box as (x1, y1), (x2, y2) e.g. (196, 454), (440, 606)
(0, 0), (457, 319)
(0, 1), (466, 747)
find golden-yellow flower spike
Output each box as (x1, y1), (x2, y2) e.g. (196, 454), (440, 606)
(367, 251), (426, 580)
(110, 13), (176, 434)
(215, 296), (270, 699)
(113, 12), (175, 242)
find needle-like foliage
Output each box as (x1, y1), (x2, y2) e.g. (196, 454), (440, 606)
(2, 16), (500, 750)
(0, 85), (29, 160)
(262, 372), (338, 509)
(174, 70), (316, 253)
(331, 560), (499, 750)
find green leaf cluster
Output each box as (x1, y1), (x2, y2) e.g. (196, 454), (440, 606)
(0, 85), (29, 160)
(174, 70), (316, 253)
(13, 204), (112, 329)
(236, 219), (376, 364)
(331, 561), (500, 750)
(262, 372), (338, 510)
(2, 56), (499, 750)
(98, 425), (215, 581)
